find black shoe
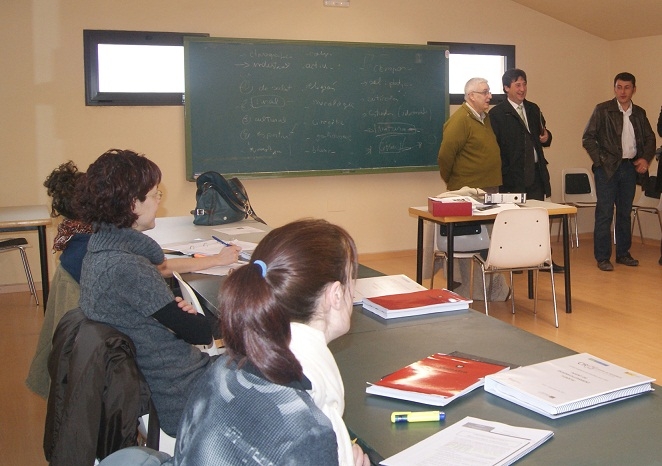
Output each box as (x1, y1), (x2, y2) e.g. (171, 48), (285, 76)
(615, 254), (639, 267)
(597, 260), (614, 271)
(542, 262), (565, 273)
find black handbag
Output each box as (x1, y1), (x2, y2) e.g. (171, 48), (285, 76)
(191, 171), (265, 225)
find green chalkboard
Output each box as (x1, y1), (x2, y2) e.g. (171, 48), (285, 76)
(185, 37), (448, 179)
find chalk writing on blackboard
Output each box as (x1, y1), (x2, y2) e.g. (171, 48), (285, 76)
(185, 38), (448, 178)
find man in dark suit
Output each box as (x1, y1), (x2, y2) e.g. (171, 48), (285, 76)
(490, 69), (562, 272)
(490, 68), (551, 201)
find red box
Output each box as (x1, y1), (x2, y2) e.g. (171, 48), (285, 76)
(428, 197), (472, 216)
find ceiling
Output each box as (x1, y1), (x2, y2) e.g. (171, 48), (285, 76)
(509, 0), (662, 41)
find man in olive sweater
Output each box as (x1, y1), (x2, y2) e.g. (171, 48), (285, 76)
(437, 77), (502, 191)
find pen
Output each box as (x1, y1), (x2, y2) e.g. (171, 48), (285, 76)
(391, 411), (445, 423)
(212, 235), (251, 262)
(212, 235), (232, 247)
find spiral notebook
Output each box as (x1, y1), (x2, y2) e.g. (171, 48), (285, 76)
(484, 353), (655, 418)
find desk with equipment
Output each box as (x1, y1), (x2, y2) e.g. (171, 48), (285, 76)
(148, 216), (660, 465)
(409, 200), (577, 312)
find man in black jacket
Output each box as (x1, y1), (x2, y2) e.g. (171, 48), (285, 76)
(582, 72), (656, 271)
(490, 68), (552, 201)
(490, 69), (562, 272)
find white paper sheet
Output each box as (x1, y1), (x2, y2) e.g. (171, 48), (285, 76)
(381, 416), (553, 466)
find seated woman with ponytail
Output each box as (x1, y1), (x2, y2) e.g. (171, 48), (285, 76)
(167, 219), (369, 466)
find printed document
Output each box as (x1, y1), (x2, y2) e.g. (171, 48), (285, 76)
(381, 416), (553, 466)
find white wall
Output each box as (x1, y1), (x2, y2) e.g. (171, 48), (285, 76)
(1, 0), (645, 286)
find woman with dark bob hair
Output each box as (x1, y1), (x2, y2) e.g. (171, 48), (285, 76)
(167, 219), (370, 465)
(76, 149), (219, 436)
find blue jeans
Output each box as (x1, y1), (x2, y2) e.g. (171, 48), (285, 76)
(593, 162), (636, 261)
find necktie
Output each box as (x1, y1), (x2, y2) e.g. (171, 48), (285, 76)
(517, 105), (529, 131)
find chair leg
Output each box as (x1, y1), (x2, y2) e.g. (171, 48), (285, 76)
(479, 267), (489, 316)
(631, 208), (644, 244)
(17, 246), (39, 305)
(549, 264), (558, 328)
(509, 271), (515, 314)
(533, 269), (539, 315)
(469, 259), (475, 299)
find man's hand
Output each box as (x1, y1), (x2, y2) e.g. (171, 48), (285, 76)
(633, 158), (649, 174)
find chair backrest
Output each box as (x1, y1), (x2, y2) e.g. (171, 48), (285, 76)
(562, 167), (597, 204)
(633, 184), (662, 210)
(172, 271), (205, 315)
(172, 271), (218, 356)
(435, 223), (490, 253)
(485, 208), (552, 269)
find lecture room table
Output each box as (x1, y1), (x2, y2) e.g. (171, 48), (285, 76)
(409, 199), (577, 312)
(178, 251), (661, 465)
(0, 205), (52, 305)
(329, 306), (662, 465)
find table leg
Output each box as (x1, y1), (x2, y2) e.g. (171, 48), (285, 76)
(37, 225), (49, 307)
(446, 223), (455, 291)
(415, 217), (424, 284)
(562, 214), (572, 312)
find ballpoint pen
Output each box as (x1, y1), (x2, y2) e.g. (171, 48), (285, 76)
(212, 236), (251, 262)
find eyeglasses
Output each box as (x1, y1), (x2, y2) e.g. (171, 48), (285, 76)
(149, 190), (163, 201)
(471, 90), (492, 96)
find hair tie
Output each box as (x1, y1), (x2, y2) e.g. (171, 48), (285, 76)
(254, 260), (268, 278)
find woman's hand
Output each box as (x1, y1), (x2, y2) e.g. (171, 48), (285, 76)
(175, 296), (198, 314)
(352, 443), (370, 466)
(159, 244), (243, 277)
(213, 244), (242, 266)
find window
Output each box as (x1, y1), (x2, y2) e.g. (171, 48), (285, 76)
(83, 30), (208, 106)
(427, 42), (515, 105)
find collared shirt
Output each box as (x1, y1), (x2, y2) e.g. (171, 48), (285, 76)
(508, 98), (538, 162)
(618, 100), (637, 159)
(466, 102), (486, 124)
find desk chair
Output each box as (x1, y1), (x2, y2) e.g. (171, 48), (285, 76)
(45, 308), (160, 466)
(631, 176), (662, 244)
(0, 237), (38, 304)
(472, 208), (558, 327)
(172, 270), (219, 356)
(430, 223), (490, 294)
(561, 167), (597, 248)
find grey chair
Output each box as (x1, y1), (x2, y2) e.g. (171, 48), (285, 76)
(430, 223), (490, 291)
(0, 237), (38, 304)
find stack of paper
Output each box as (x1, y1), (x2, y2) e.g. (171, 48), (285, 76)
(362, 288), (472, 319)
(366, 353), (508, 406)
(484, 353), (655, 418)
(353, 274), (427, 305)
(381, 416), (553, 466)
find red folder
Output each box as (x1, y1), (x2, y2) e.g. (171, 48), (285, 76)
(366, 353), (508, 405)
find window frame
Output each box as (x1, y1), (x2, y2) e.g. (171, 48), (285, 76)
(427, 42), (515, 106)
(83, 29), (208, 106)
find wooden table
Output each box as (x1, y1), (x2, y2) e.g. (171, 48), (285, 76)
(0, 205), (52, 305)
(409, 200), (577, 312)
